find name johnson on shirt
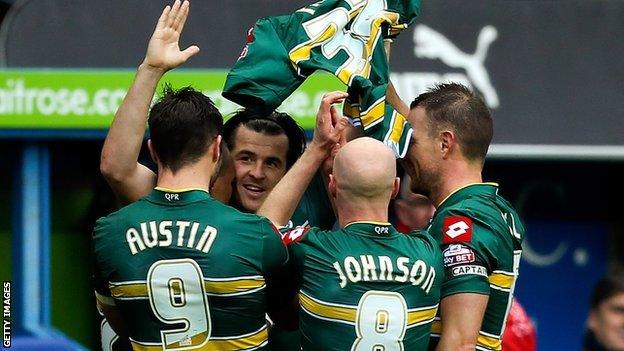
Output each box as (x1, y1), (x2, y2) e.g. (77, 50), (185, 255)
(333, 255), (436, 293)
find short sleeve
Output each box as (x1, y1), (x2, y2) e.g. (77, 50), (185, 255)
(436, 213), (496, 297)
(92, 219), (115, 305)
(260, 218), (289, 276)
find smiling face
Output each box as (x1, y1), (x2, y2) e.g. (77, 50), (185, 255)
(229, 125), (289, 212)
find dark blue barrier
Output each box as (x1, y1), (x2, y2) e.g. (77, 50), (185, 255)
(516, 221), (608, 350)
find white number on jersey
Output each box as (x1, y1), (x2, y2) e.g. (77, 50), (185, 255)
(147, 259), (211, 350)
(352, 291), (407, 351)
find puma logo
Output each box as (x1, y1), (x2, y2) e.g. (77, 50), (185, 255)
(413, 25), (500, 108)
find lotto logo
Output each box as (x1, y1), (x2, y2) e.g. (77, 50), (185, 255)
(446, 221), (469, 238)
(443, 216), (473, 244)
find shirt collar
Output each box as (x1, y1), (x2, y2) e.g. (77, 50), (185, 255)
(438, 183), (499, 210)
(146, 187), (212, 205)
(343, 221), (398, 237)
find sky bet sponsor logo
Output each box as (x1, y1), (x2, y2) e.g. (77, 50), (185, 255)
(443, 244), (476, 267)
(3, 281), (10, 348)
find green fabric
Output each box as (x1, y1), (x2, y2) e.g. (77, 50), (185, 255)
(270, 172), (334, 351)
(223, 0), (421, 158)
(290, 171), (335, 230)
(426, 183), (525, 350)
(93, 189), (288, 350)
(286, 222), (443, 351)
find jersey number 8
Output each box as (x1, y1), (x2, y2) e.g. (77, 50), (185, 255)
(353, 291), (408, 351)
(147, 259), (211, 350)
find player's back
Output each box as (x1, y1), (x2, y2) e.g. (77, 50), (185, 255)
(93, 188), (286, 350)
(285, 221), (443, 351)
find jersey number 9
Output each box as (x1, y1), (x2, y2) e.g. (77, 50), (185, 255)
(147, 259), (211, 350)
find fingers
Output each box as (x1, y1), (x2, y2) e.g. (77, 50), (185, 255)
(320, 91), (349, 110)
(166, 0), (182, 28)
(181, 45), (201, 61)
(318, 91), (348, 126)
(155, 5), (171, 31)
(173, 0), (190, 32)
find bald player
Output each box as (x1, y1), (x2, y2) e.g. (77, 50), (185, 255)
(258, 108), (444, 350)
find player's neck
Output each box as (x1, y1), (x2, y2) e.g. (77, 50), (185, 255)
(156, 163), (214, 193)
(433, 162), (482, 207)
(337, 201), (390, 228)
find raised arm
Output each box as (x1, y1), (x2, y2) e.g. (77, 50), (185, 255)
(384, 40), (410, 118)
(258, 92), (348, 227)
(100, 0), (199, 205)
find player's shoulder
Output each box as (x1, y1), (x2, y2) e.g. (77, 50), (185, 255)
(93, 197), (149, 233)
(405, 229), (441, 251)
(405, 229), (443, 262)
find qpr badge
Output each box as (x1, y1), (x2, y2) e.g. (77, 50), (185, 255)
(442, 216), (473, 244)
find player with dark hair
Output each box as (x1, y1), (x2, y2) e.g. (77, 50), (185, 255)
(93, 2), (295, 350)
(147, 85), (223, 171)
(584, 276), (624, 351)
(98, 2), (336, 349)
(100, 44), (333, 233)
(397, 83), (525, 351)
(220, 109), (305, 212)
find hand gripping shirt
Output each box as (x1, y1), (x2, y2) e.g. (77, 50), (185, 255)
(92, 188), (288, 351)
(223, 0), (421, 158)
(282, 222), (443, 351)
(425, 183), (525, 351)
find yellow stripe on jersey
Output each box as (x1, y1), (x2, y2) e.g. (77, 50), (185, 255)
(488, 272), (514, 290)
(300, 292), (437, 327)
(109, 277), (265, 298)
(406, 305), (439, 327)
(360, 98), (386, 129)
(289, 26), (337, 65)
(131, 325), (268, 351)
(109, 282), (148, 298)
(299, 292), (357, 323)
(387, 111), (408, 146)
(477, 332), (502, 350)
(204, 277), (265, 295)
(431, 321), (502, 350)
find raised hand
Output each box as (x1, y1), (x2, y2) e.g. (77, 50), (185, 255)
(143, 0), (200, 72)
(312, 91), (349, 152)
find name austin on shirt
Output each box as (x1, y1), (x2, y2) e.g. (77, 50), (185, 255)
(333, 256), (436, 294)
(126, 220), (217, 255)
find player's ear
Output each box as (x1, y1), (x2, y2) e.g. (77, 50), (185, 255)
(211, 135), (222, 163)
(328, 174), (337, 198)
(391, 177), (400, 199)
(440, 130), (455, 159)
(147, 139), (159, 164)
